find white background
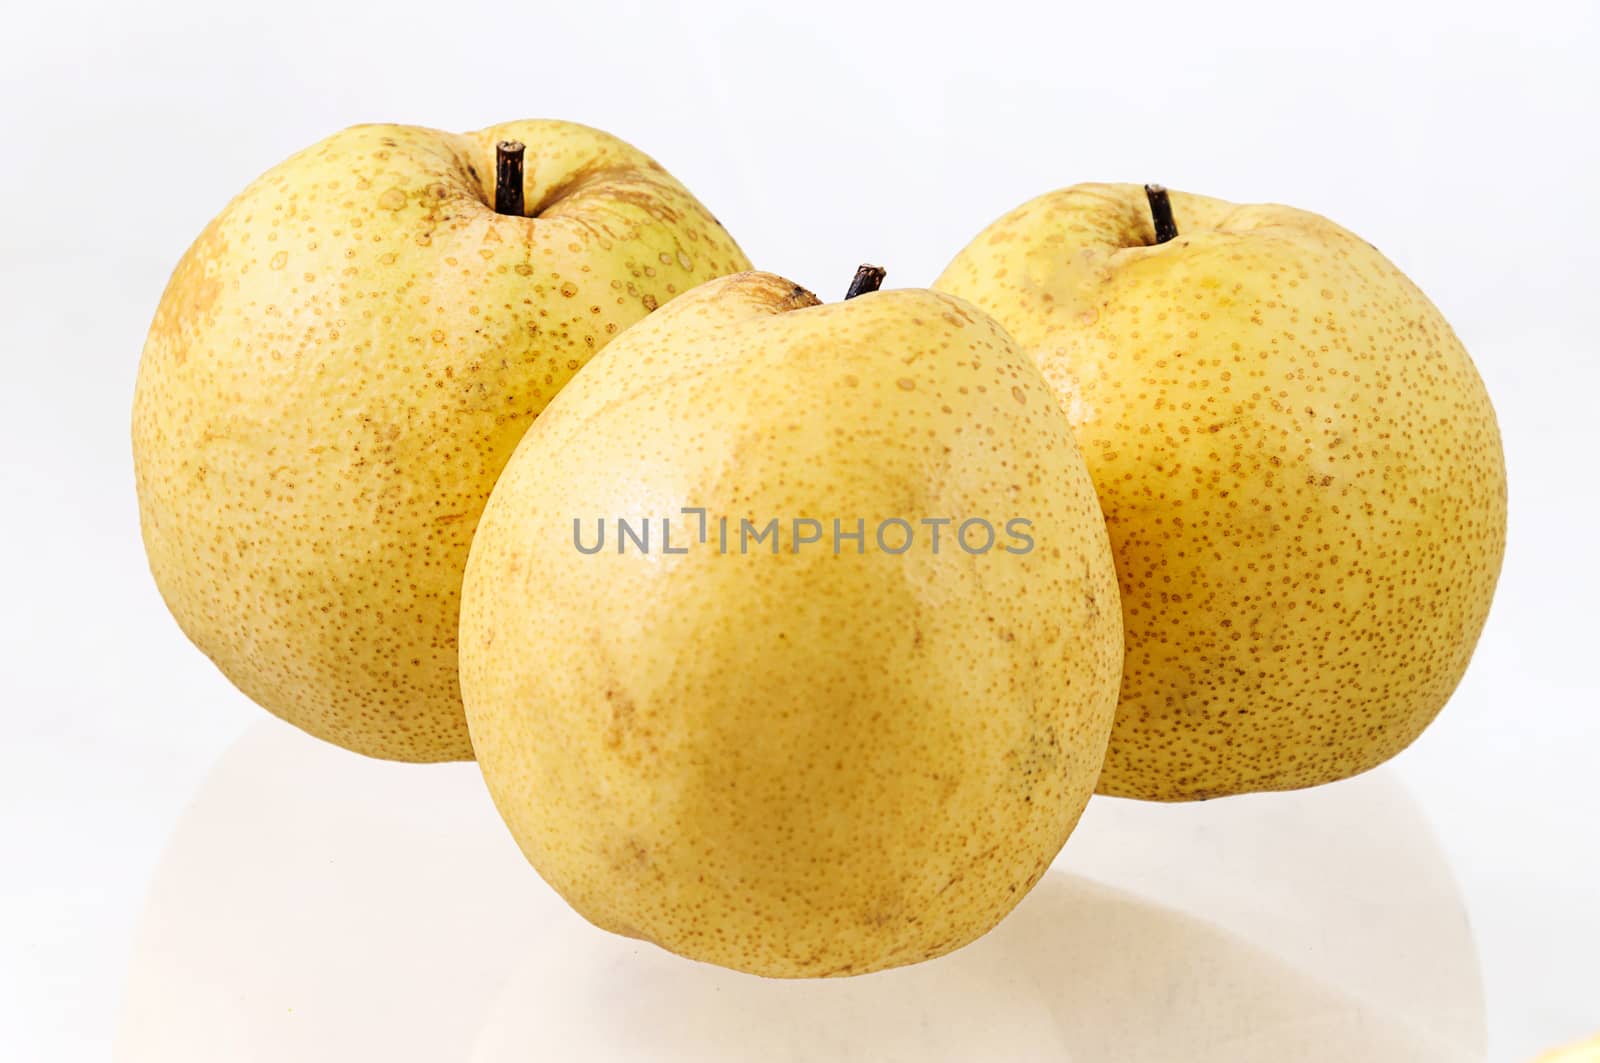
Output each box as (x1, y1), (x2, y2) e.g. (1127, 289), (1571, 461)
(2, 1), (1596, 1060)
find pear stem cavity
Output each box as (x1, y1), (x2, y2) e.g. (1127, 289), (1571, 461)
(1144, 184), (1178, 244)
(844, 264), (886, 300)
(495, 141), (526, 217)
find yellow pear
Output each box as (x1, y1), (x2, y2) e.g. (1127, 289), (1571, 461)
(132, 120), (749, 761)
(936, 184), (1506, 800)
(459, 269), (1123, 977)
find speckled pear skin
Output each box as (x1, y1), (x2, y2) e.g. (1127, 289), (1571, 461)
(459, 272), (1124, 977)
(132, 120), (750, 762)
(935, 183), (1506, 800)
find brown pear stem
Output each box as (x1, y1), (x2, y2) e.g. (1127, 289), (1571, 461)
(844, 264), (886, 300)
(1144, 184), (1178, 243)
(495, 141), (526, 216)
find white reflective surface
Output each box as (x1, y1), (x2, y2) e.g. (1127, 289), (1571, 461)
(116, 722), (1483, 1062)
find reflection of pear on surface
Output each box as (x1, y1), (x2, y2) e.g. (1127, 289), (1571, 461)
(118, 727), (1482, 1061)
(1065, 768), (1487, 1045)
(467, 768), (1482, 1062)
(1011, 877), (1467, 1063)
(469, 893), (1065, 1063)
(115, 721), (563, 1063)
(467, 873), (1467, 1063)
